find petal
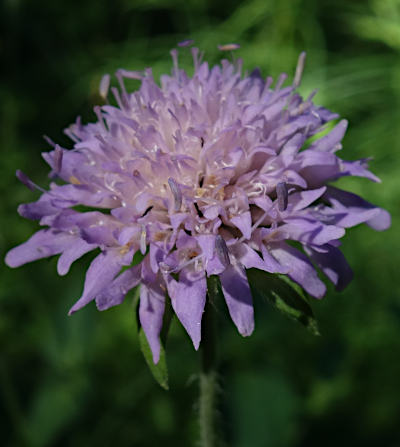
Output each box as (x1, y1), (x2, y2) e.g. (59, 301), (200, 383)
(279, 218), (345, 245)
(57, 239), (97, 275)
(303, 244), (353, 291)
(339, 159), (381, 183)
(298, 150), (338, 169)
(166, 269), (206, 349)
(269, 242), (326, 298)
(231, 211), (252, 240)
(149, 243), (166, 273)
(290, 187), (326, 211)
(309, 119), (348, 152)
(219, 263), (254, 336)
(139, 281), (165, 364)
(17, 195), (62, 220)
(5, 230), (76, 268)
(96, 264), (142, 310)
(280, 132), (306, 166)
(232, 242), (287, 273)
(69, 249), (131, 314)
(196, 234), (216, 260)
(324, 186), (391, 231)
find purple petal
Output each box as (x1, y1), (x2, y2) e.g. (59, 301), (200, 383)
(231, 211), (252, 239)
(232, 242), (288, 273)
(196, 234), (216, 260)
(57, 239), (97, 275)
(290, 187), (326, 211)
(324, 186), (391, 231)
(340, 159), (380, 183)
(269, 242), (326, 298)
(279, 218), (345, 245)
(298, 150), (338, 169)
(309, 119), (348, 152)
(5, 230), (76, 268)
(96, 264), (142, 310)
(69, 249), (132, 314)
(18, 194), (65, 220)
(166, 269), (206, 349)
(279, 133), (307, 166)
(219, 263), (254, 336)
(149, 243), (166, 273)
(304, 244), (353, 291)
(139, 281), (165, 364)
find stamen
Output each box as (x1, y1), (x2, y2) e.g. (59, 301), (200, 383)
(168, 177), (182, 212)
(215, 235), (231, 267)
(218, 43), (240, 51)
(140, 226), (147, 255)
(293, 51), (306, 88)
(99, 74), (110, 99)
(43, 135), (56, 147)
(276, 182), (288, 211)
(53, 145), (63, 174)
(16, 170), (36, 191)
(178, 39), (194, 47)
(191, 47), (200, 71)
(170, 49), (179, 78)
(16, 170), (45, 193)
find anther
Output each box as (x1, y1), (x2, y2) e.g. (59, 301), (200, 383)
(218, 43), (240, 51)
(178, 39), (194, 47)
(99, 74), (111, 99)
(276, 182), (288, 212)
(293, 51), (306, 88)
(140, 226), (147, 255)
(168, 177), (182, 212)
(215, 235), (231, 267)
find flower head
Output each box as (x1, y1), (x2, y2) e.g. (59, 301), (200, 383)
(5, 45), (390, 362)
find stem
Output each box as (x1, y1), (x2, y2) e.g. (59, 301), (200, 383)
(199, 295), (221, 447)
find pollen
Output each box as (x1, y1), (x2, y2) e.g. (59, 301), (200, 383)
(69, 176), (81, 185)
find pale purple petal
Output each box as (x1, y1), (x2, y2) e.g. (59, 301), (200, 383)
(290, 187), (326, 211)
(231, 211), (252, 239)
(279, 218), (345, 245)
(323, 186), (391, 230)
(269, 242), (326, 298)
(5, 230), (77, 268)
(57, 239), (97, 275)
(69, 249), (132, 314)
(166, 269), (206, 349)
(139, 281), (165, 364)
(219, 263), (254, 336)
(196, 234), (216, 260)
(304, 244), (353, 291)
(232, 242), (288, 273)
(340, 159), (381, 182)
(309, 119), (348, 152)
(96, 264), (142, 310)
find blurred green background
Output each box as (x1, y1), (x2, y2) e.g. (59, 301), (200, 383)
(1, 0), (399, 446)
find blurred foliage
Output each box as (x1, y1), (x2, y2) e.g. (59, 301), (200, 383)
(1, 0), (399, 446)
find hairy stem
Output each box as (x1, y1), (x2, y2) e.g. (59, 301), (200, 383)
(199, 294), (222, 447)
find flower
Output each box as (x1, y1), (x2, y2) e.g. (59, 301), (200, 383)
(5, 45), (390, 363)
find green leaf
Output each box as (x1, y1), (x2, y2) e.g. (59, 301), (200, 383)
(247, 269), (320, 335)
(139, 329), (169, 390)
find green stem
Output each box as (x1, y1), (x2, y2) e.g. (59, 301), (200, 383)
(199, 295), (221, 447)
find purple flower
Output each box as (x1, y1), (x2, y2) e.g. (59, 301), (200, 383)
(5, 46), (390, 363)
